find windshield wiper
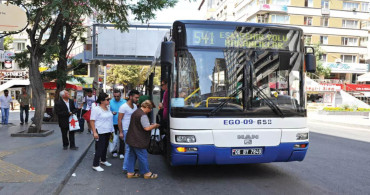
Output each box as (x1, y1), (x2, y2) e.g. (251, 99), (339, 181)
(252, 85), (284, 117)
(208, 86), (248, 117)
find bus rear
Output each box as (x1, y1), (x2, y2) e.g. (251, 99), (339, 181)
(161, 20), (313, 166)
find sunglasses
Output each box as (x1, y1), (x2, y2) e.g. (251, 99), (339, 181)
(114, 96), (120, 98)
(105, 98), (110, 101)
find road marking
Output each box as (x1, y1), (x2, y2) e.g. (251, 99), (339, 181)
(0, 139), (59, 183)
(308, 121), (370, 132)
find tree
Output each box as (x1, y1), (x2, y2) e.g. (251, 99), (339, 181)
(10, 0), (179, 133)
(3, 36), (14, 50)
(307, 43), (331, 79)
(107, 65), (151, 93)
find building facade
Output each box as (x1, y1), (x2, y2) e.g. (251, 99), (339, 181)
(206, 0), (370, 84)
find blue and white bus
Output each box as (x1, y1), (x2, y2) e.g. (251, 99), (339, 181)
(159, 20), (316, 166)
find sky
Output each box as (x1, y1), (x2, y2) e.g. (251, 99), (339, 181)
(148, 0), (205, 24)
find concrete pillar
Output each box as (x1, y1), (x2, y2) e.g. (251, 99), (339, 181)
(99, 60), (106, 93)
(89, 61), (99, 90)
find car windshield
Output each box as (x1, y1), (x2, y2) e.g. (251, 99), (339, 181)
(170, 48), (305, 118)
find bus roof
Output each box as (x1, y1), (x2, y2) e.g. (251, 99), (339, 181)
(174, 20), (303, 32)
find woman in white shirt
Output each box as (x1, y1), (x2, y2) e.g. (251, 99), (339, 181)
(90, 93), (114, 172)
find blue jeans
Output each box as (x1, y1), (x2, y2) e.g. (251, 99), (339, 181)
(122, 130), (131, 171)
(126, 146), (150, 175)
(20, 105), (29, 123)
(1, 108), (9, 125)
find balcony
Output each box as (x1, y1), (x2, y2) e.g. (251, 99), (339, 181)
(361, 21), (370, 31)
(260, 4), (288, 13)
(321, 8), (330, 15)
(247, 4), (288, 18)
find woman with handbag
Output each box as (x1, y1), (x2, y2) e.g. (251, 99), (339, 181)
(90, 93), (114, 172)
(125, 100), (160, 179)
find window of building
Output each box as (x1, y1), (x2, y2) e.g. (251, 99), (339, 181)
(341, 55), (357, 63)
(342, 37), (358, 46)
(320, 17), (329, 27)
(271, 0), (290, 5)
(320, 36), (328, 44)
(320, 54), (327, 62)
(257, 14), (268, 23)
(305, 0), (313, 7)
(342, 20), (358, 28)
(259, 0), (267, 4)
(15, 42), (25, 51)
(361, 2), (369, 12)
(321, 0), (329, 9)
(271, 14), (289, 24)
(304, 17), (313, 26)
(304, 35), (312, 45)
(343, 2), (359, 11)
(360, 37), (368, 47)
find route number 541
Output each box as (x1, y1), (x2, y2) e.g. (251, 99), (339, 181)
(194, 31), (214, 45)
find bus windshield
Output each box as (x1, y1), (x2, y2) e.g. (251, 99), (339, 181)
(171, 48), (305, 118)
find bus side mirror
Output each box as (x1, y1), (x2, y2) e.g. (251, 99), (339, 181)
(160, 41), (175, 81)
(305, 47), (316, 73)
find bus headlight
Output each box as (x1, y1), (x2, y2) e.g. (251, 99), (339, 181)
(175, 135), (196, 143)
(296, 133), (309, 140)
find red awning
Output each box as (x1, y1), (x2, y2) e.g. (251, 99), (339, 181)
(43, 82), (82, 90)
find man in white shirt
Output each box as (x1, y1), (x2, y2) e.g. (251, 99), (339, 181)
(0, 90), (14, 125)
(118, 89), (140, 172)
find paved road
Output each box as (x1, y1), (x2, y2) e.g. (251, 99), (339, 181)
(61, 121), (370, 195)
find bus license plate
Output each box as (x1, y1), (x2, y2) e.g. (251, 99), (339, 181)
(232, 148), (263, 156)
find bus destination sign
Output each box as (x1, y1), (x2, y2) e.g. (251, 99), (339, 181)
(187, 28), (289, 49)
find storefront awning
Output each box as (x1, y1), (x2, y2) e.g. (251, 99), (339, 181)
(44, 82), (82, 90)
(358, 72), (370, 82)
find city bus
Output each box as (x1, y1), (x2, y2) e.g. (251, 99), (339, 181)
(159, 20), (316, 166)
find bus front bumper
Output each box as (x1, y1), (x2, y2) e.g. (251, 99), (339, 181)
(170, 142), (308, 166)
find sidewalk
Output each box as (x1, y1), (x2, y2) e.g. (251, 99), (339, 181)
(0, 111), (93, 195)
(308, 111), (370, 129)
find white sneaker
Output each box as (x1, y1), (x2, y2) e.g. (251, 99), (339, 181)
(100, 161), (112, 167)
(112, 153), (118, 158)
(119, 154), (124, 159)
(92, 166), (104, 172)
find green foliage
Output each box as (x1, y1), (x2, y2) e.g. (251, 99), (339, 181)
(3, 36), (13, 50)
(306, 43), (331, 79)
(13, 51), (30, 69)
(107, 65), (152, 88)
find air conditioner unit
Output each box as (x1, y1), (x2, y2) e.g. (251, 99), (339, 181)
(335, 59), (342, 63)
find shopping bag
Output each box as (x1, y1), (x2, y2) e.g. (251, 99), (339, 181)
(82, 109), (91, 121)
(69, 114), (80, 131)
(147, 128), (164, 155)
(108, 133), (119, 153)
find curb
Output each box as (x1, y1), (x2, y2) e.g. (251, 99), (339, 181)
(53, 138), (94, 195)
(309, 119), (370, 129)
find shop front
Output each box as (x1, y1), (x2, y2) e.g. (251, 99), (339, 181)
(43, 82), (82, 116)
(323, 62), (369, 84)
(306, 83), (342, 107)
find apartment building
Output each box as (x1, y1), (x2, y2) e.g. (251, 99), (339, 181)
(206, 0), (370, 84)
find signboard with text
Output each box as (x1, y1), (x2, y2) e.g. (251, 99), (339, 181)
(323, 62), (369, 73)
(0, 4), (27, 32)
